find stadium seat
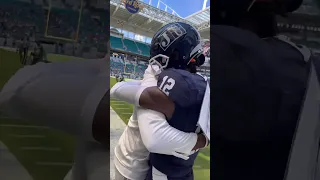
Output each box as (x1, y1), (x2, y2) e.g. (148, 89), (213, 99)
(110, 36), (125, 50)
(135, 41), (150, 57)
(123, 38), (139, 54)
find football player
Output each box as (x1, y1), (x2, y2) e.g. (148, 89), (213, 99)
(111, 22), (210, 180)
(22, 36), (30, 63)
(18, 39), (24, 64)
(30, 41), (47, 65)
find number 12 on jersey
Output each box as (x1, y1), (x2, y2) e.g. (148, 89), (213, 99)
(159, 76), (175, 96)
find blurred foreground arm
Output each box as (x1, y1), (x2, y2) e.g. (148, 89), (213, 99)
(0, 59), (110, 146)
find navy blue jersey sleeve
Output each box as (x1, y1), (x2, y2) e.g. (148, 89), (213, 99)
(157, 69), (195, 107)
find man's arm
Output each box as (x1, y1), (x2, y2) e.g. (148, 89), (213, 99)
(137, 107), (207, 159)
(139, 86), (207, 151)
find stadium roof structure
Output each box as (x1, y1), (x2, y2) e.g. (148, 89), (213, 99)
(184, 7), (210, 39)
(110, 0), (210, 39)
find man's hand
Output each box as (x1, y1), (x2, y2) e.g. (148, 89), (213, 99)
(192, 134), (209, 151)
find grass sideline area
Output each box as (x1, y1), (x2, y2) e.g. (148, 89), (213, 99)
(110, 77), (210, 180)
(0, 48), (77, 180)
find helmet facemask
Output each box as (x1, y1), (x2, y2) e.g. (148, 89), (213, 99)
(149, 54), (170, 75)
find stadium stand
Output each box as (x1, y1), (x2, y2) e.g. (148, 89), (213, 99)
(0, 0), (45, 39)
(110, 35), (125, 50)
(123, 38), (138, 54)
(0, 0), (109, 58)
(276, 4), (320, 55)
(135, 41), (150, 56)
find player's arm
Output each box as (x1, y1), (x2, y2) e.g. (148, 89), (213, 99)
(110, 81), (174, 119)
(137, 108), (207, 160)
(138, 86), (207, 150)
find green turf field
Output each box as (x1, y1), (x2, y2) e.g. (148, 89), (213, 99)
(110, 77), (210, 180)
(0, 48), (76, 180)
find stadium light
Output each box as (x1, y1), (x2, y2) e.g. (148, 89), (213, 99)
(156, 0), (181, 17)
(202, 0), (208, 10)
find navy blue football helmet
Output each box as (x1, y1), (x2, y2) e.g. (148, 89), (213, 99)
(149, 22), (205, 72)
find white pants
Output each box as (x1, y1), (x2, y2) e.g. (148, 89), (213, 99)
(114, 168), (130, 180)
(151, 166), (168, 180)
(112, 166), (168, 180)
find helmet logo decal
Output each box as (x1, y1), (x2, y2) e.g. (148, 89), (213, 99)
(158, 23), (187, 51)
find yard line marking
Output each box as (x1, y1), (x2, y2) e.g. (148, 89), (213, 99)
(21, 147), (61, 151)
(114, 108), (130, 110)
(9, 134), (46, 138)
(113, 104), (127, 106)
(0, 124), (49, 129)
(36, 162), (73, 166)
(110, 98), (122, 101)
(111, 100), (122, 103)
(112, 102), (126, 104)
(121, 113), (133, 115)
